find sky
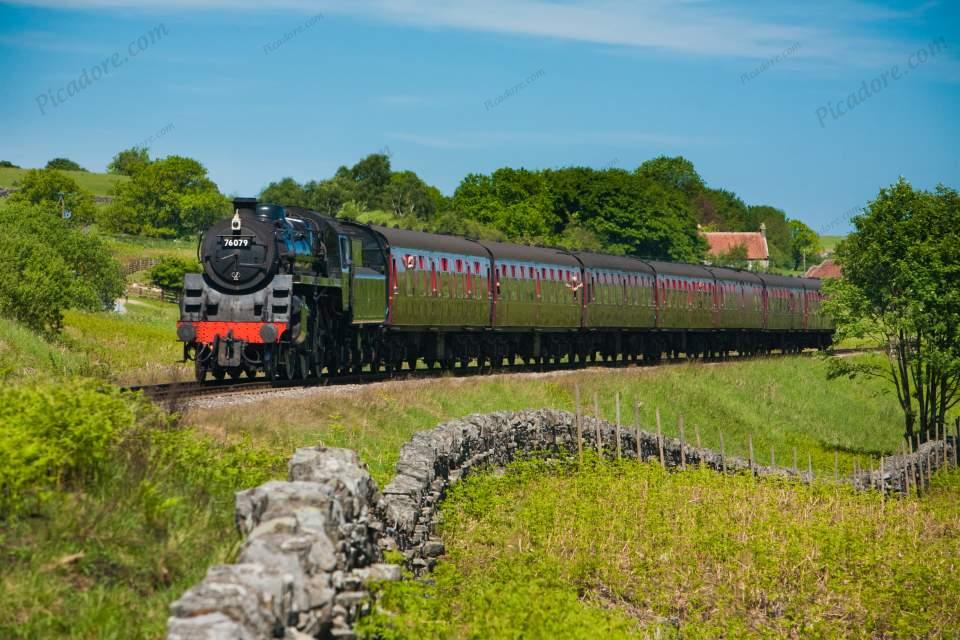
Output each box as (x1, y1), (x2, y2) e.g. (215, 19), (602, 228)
(1, 1), (958, 234)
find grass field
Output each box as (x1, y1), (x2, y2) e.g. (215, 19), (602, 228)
(188, 354), (905, 487)
(2, 351), (948, 638)
(0, 166), (127, 196)
(820, 234), (845, 253)
(360, 460), (960, 639)
(104, 234), (197, 264)
(62, 297), (191, 385)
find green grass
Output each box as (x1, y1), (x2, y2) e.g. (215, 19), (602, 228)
(360, 459), (960, 639)
(104, 234), (197, 264)
(0, 167), (128, 197)
(820, 235), (845, 253)
(0, 404), (286, 639)
(0, 319), (105, 382)
(189, 355), (907, 487)
(2, 352), (944, 638)
(62, 297), (190, 385)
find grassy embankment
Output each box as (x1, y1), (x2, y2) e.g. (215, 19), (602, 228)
(359, 460), (960, 639)
(3, 346), (954, 638)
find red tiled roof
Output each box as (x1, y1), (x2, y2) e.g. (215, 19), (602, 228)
(805, 258), (842, 279)
(702, 232), (769, 260)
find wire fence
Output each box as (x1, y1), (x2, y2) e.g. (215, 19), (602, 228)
(573, 385), (958, 497)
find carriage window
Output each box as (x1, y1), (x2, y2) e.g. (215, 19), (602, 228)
(456, 258), (463, 273)
(511, 265), (517, 278)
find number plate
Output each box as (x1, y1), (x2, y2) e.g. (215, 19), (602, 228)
(221, 236), (252, 248)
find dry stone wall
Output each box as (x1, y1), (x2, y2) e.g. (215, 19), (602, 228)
(166, 409), (956, 638)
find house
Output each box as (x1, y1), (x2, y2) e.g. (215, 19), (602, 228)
(701, 224), (770, 271)
(804, 258), (842, 279)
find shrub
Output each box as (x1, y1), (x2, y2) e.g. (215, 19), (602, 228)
(0, 202), (124, 335)
(8, 168), (97, 223)
(0, 380), (136, 518)
(45, 157), (86, 172)
(149, 256), (200, 297)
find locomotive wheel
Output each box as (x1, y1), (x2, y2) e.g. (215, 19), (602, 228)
(213, 369), (226, 381)
(283, 347), (300, 380)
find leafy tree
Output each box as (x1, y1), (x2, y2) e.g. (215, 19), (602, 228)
(714, 244), (749, 269)
(104, 156), (229, 237)
(347, 153), (392, 209)
(8, 169), (97, 223)
(45, 158), (86, 172)
(108, 146), (151, 176)
(635, 156), (704, 197)
(259, 177), (309, 207)
(749, 205), (792, 268)
(789, 219), (821, 270)
(305, 177), (355, 216)
(149, 257), (200, 298)
(825, 178), (960, 448)
(693, 188), (750, 229)
(384, 171), (443, 219)
(0, 202), (124, 335)
(0, 160), (19, 168)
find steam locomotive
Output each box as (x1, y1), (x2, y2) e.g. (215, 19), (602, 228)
(177, 198), (833, 382)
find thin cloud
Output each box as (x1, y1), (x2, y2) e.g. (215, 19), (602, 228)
(5, 0), (956, 74)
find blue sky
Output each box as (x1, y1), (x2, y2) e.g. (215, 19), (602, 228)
(1, 1), (958, 233)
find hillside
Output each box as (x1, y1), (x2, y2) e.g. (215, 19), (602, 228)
(0, 166), (127, 197)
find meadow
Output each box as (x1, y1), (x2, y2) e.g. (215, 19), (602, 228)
(0, 166), (127, 196)
(360, 459), (960, 639)
(1, 341), (950, 638)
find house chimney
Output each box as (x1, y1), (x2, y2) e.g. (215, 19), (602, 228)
(760, 222), (767, 238)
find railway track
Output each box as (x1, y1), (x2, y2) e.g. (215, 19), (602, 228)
(124, 347), (874, 403)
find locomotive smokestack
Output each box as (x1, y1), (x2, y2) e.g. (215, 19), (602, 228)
(233, 197), (258, 217)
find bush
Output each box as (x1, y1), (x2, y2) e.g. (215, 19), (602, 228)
(0, 160), (20, 168)
(8, 168), (97, 223)
(45, 157), (86, 172)
(0, 202), (124, 335)
(0, 381), (136, 518)
(149, 256), (200, 296)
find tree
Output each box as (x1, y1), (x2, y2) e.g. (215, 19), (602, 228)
(635, 156), (704, 197)
(714, 244), (749, 269)
(825, 178), (960, 448)
(149, 257), (200, 299)
(104, 156), (229, 237)
(0, 160), (19, 168)
(789, 219), (821, 270)
(8, 169), (97, 224)
(347, 153), (392, 209)
(108, 146), (151, 176)
(384, 171), (442, 219)
(0, 202), (124, 336)
(259, 177), (309, 207)
(45, 158), (86, 172)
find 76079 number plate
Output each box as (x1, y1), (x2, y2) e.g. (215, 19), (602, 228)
(221, 236), (253, 248)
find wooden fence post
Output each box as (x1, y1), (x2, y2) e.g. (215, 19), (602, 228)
(793, 448), (798, 475)
(575, 384), (583, 466)
(807, 453), (813, 481)
(634, 401), (642, 460)
(615, 392), (622, 461)
(880, 456), (885, 499)
(679, 416), (686, 470)
(656, 408), (665, 469)
(770, 445), (776, 468)
(593, 392), (602, 455)
(719, 431), (726, 474)
(954, 417), (959, 467)
(748, 434), (755, 476)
